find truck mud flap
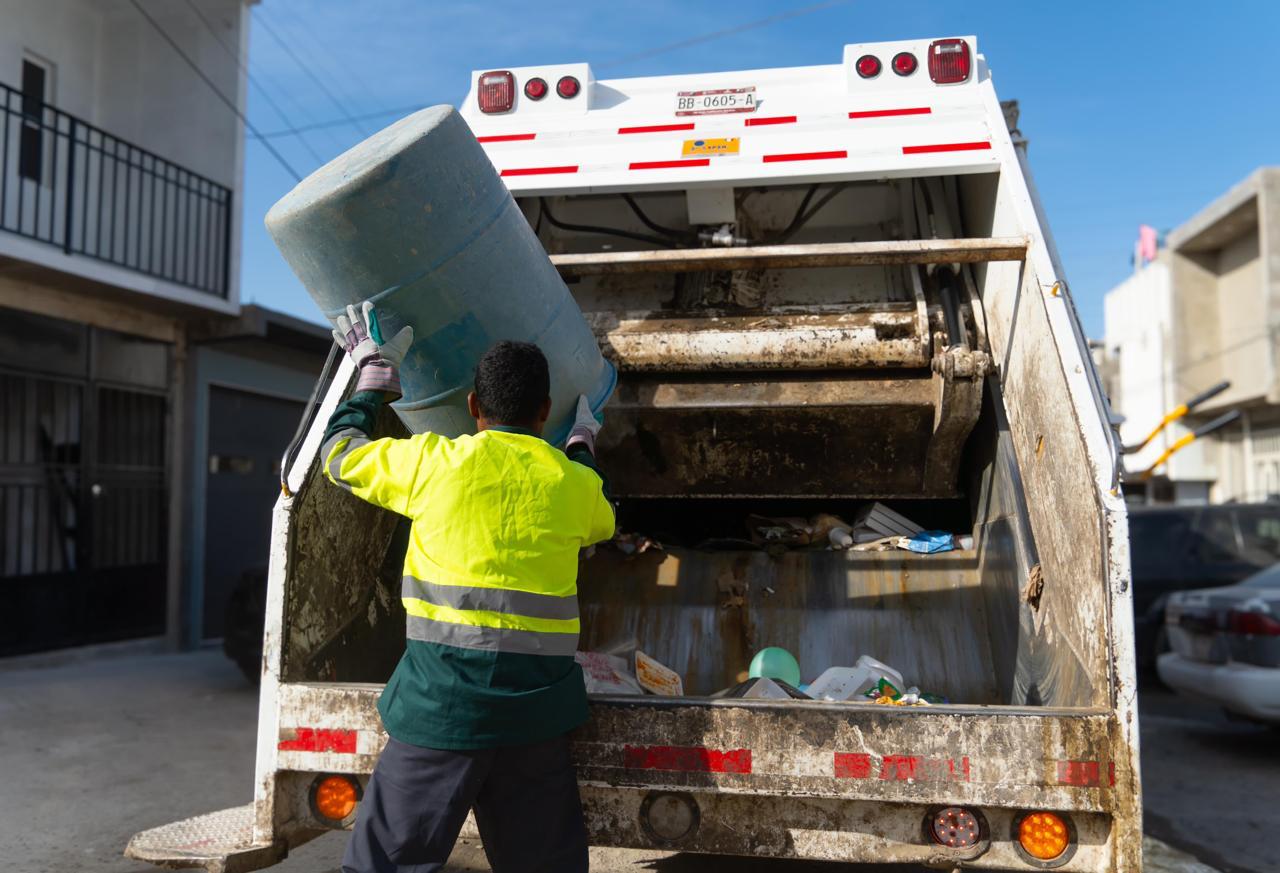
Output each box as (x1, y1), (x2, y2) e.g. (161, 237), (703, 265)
(125, 805), (284, 873)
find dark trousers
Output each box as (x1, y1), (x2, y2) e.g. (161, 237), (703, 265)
(342, 733), (588, 873)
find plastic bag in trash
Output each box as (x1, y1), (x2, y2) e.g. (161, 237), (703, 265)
(718, 677), (811, 700)
(575, 651), (644, 695)
(903, 531), (956, 553)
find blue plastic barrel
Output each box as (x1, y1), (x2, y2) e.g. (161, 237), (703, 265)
(264, 105), (614, 444)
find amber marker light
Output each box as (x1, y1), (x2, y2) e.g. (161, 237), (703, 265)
(311, 774), (360, 824)
(1017, 811), (1071, 861)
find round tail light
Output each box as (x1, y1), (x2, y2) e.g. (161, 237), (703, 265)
(929, 806), (982, 848)
(310, 774), (361, 825)
(892, 52), (918, 76)
(556, 76), (581, 99)
(524, 77), (548, 100)
(1014, 811), (1075, 865)
(855, 54), (881, 79)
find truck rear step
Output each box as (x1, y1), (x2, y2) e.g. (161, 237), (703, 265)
(124, 804), (283, 873)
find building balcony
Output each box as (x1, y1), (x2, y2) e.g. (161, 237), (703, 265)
(0, 79), (233, 301)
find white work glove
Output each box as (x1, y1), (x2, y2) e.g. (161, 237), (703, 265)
(332, 301), (414, 398)
(565, 394), (603, 456)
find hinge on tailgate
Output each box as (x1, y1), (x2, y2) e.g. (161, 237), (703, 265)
(923, 347), (991, 495)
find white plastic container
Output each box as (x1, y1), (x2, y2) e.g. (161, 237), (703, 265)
(808, 656), (907, 702)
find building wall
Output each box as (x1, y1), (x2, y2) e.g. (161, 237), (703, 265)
(0, 0), (250, 310)
(0, 0), (246, 187)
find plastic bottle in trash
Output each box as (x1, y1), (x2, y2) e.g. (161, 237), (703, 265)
(856, 655), (905, 691)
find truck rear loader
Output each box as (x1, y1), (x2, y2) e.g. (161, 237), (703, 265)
(128, 36), (1140, 872)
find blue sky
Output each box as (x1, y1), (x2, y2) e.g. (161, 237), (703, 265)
(239, 0), (1280, 338)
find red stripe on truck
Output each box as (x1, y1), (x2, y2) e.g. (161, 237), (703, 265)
(629, 159), (711, 170)
(475, 133), (537, 143)
(848, 107), (932, 119)
(763, 150), (847, 163)
(901, 141), (992, 155)
(278, 728), (357, 754)
(1057, 760), (1116, 787)
(623, 745), (752, 774)
(745, 115), (797, 126)
(499, 165), (579, 177)
(835, 752), (970, 782)
(618, 123), (696, 134)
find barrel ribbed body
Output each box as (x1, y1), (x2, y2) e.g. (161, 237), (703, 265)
(265, 105), (614, 443)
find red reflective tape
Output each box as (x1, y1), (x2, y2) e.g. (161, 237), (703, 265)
(629, 158), (711, 170)
(763, 150), (847, 163)
(623, 745), (752, 774)
(1057, 760), (1107, 787)
(835, 753), (970, 782)
(745, 115), (797, 126)
(848, 107), (932, 119)
(278, 728), (356, 754)
(902, 141), (992, 155)
(476, 133), (536, 143)
(618, 122), (696, 134)
(833, 752), (874, 779)
(499, 165), (579, 177)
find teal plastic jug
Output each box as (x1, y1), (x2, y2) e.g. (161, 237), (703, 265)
(264, 105), (614, 443)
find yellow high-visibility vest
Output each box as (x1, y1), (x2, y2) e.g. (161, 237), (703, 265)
(323, 425), (615, 657)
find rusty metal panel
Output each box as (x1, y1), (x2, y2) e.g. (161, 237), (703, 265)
(596, 375), (944, 498)
(588, 308), (928, 371)
(579, 786), (1114, 869)
(579, 548), (999, 703)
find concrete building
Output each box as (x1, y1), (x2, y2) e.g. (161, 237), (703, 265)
(1103, 167), (1280, 505)
(0, 0), (328, 656)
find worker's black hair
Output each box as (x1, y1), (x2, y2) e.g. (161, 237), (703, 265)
(473, 341), (551, 426)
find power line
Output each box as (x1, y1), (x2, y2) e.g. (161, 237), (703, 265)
(126, 0), (303, 182)
(251, 104), (429, 140)
(253, 7), (372, 138)
(597, 0), (854, 70)
(180, 0), (327, 166)
(268, 6), (387, 127)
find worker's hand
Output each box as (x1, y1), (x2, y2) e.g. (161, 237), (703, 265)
(332, 301), (414, 398)
(565, 394), (603, 456)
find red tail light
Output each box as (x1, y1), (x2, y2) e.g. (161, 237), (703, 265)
(928, 39), (971, 84)
(556, 76), (581, 99)
(892, 52), (918, 76)
(855, 54), (881, 79)
(524, 77), (548, 101)
(477, 71), (515, 114)
(1227, 609), (1280, 636)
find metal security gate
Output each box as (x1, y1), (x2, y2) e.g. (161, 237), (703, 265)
(0, 370), (167, 655)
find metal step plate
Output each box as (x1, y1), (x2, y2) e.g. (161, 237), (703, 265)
(125, 804), (283, 873)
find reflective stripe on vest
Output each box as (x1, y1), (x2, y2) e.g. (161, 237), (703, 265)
(402, 576), (580, 657)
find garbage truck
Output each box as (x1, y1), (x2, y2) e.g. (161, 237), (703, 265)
(127, 36), (1140, 872)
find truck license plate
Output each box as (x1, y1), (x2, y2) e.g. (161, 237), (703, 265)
(676, 86), (757, 117)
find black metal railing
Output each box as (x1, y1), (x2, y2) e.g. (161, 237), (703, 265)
(0, 81), (233, 298)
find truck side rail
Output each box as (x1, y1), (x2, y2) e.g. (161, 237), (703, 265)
(549, 236), (1029, 275)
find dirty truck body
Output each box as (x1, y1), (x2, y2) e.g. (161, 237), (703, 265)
(128, 38), (1139, 872)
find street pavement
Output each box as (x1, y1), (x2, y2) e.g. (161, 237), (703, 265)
(0, 647), (1271, 872)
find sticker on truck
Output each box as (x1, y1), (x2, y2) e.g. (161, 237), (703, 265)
(682, 137), (740, 157)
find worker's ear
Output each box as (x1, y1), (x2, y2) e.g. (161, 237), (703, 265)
(467, 391), (481, 420)
(537, 396), (552, 424)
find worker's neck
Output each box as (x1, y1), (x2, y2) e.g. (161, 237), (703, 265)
(475, 417), (543, 436)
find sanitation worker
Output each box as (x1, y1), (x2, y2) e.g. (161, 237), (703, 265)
(322, 302), (614, 873)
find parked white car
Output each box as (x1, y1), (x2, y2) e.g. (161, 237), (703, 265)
(1158, 562), (1280, 724)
